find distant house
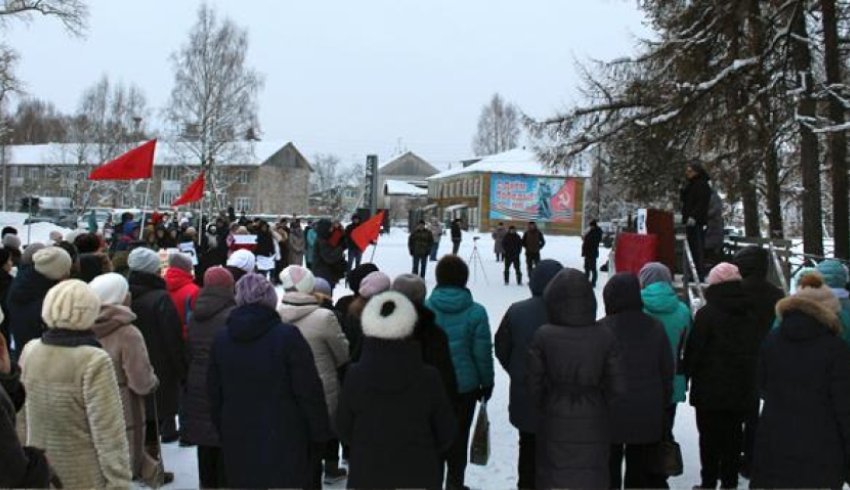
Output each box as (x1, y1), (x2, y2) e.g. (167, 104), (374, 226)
(426, 148), (590, 235)
(1, 141), (313, 215)
(377, 151), (439, 222)
(309, 184), (361, 220)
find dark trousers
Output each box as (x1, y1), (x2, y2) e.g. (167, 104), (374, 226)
(452, 240), (461, 255)
(609, 443), (668, 489)
(667, 404), (678, 441)
(430, 241), (440, 261)
(496, 252), (503, 262)
(445, 392), (478, 489)
(347, 248), (362, 272)
(518, 431), (536, 490)
(197, 445), (227, 488)
(741, 404), (759, 473)
(584, 256), (598, 287)
(695, 409), (746, 489)
(504, 256), (522, 284)
(686, 224), (706, 281)
(526, 252), (540, 276)
(412, 255), (428, 278)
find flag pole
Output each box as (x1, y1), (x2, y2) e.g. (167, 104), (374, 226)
(139, 178), (152, 237)
(369, 241), (378, 262)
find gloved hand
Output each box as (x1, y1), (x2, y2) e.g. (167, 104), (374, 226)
(478, 385), (494, 402)
(686, 217), (697, 227)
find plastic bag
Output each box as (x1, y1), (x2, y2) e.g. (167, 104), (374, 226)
(469, 401), (490, 466)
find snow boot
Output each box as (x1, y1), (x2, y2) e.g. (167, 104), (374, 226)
(504, 271), (510, 285)
(517, 272), (523, 286)
(324, 462), (348, 484)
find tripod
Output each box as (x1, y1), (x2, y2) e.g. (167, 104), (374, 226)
(468, 238), (489, 285)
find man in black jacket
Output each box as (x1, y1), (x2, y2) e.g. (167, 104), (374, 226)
(408, 221), (435, 279)
(681, 163), (712, 281)
(502, 226), (524, 286)
(522, 222), (546, 276)
(450, 219), (462, 255)
(582, 220), (604, 288)
(345, 215), (362, 273)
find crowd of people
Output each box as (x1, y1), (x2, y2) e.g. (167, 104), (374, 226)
(1, 204), (850, 490)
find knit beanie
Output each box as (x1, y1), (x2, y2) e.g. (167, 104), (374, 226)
(392, 273), (427, 305)
(227, 249), (256, 273)
(436, 255), (469, 288)
(33, 247), (73, 281)
(49, 230), (63, 243)
(89, 273), (129, 306)
(639, 262), (673, 288)
(235, 273), (279, 310)
(313, 277), (332, 297)
(794, 272), (841, 314)
(168, 251), (194, 273)
(20, 242), (46, 265)
(41, 279), (101, 331)
(361, 291), (418, 340)
(707, 262), (742, 286)
(204, 266), (234, 290)
(359, 271), (391, 299)
(816, 259), (850, 299)
(128, 247), (161, 275)
(2, 234), (21, 251)
(346, 263), (379, 294)
(279, 265), (316, 294)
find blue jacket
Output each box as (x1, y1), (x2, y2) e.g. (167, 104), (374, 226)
(305, 228), (318, 265)
(815, 260), (850, 346)
(641, 282), (691, 404)
(426, 286), (493, 394)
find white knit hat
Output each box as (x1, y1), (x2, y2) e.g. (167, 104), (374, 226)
(42, 279), (101, 331)
(33, 247), (73, 281)
(227, 249), (256, 273)
(279, 265), (316, 294)
(128, 247), (161, 274)
(89, 273), (130, 306)
(361, 291), (418, 340)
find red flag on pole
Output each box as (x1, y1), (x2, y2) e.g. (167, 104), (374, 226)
(88, 139), (157, 180)
(171, 172), (205, 207)
(350, 210), (385, 252)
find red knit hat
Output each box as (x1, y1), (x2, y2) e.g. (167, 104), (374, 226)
(204, 266), (234, 290)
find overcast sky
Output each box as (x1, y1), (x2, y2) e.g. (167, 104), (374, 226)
(3, 0), (649, 168)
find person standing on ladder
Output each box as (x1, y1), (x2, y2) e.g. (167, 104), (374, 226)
(681, 162), (712, 282)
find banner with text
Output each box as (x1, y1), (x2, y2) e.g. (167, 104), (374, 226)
(489, 175), (577, 223)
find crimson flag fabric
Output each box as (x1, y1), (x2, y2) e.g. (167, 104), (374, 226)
(172, 172), (205, 207)
(350, 210), (385, 252)
(88, 139), (157, 180)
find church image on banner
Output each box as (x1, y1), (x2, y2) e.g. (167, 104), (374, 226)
(425, 148), (590, 235)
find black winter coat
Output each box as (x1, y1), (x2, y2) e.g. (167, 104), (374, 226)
(734, 246), (785, 340)
(0, 269), (13, 346)
(209, 304), (330, 489)
(450, 222), (462, 241)
(314, 240), (346, 286)
(681, 175), (712, 225)
(337, 338), (456, 489)
(0, 365), (50, 488)
(522, 229), (546, 254)
(181, 286), (235, 447)
(495, 259), (563, 433)
(582, 226), (603, 258)
(502, 232), (523, 260)
(528, 269), (626, 489)
(408, 228), (435, 257)
(7, 267), (57, 360)
(751, 297), (850, 489)
(129, 271), (187, 419)
(683, 281), (760, 411)
(413, 304), (458, 401)
(599, 274), (673, 444)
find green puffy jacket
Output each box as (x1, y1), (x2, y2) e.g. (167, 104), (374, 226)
(426, 286), (493, 394)
(641, 282), (691, 404)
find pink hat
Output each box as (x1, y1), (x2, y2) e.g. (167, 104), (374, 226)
(707, 262), (742, 285)
(204, 266), (234, 290)
(359, 271), (391, 299)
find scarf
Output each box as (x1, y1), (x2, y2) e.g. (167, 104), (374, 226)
(41, 329), (102, 348)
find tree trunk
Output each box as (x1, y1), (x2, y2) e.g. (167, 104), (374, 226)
(791, 7), (824, 257)
(764, 144), (784, 238)
(822, 0), (848, 258)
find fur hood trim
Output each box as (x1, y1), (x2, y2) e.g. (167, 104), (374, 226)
(777, 296), (842, 334)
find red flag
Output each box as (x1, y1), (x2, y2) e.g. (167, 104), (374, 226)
(171, 172), (205, 207)
(88, 139), (157, 180)
(350, 210), (385, 252)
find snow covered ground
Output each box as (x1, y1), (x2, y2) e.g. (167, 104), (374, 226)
(160, 228), (719, 489)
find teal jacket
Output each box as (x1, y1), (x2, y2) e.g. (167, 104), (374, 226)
(305, 228), (317, 264)
(641, 282), (691, 404)
(426, 286), (494, 394)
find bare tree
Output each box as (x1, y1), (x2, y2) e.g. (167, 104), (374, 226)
(0, 0), (87, 36)
(165, 3), (263, 213)
(472, 93), (521, 156)
(310, 154), (364, 219)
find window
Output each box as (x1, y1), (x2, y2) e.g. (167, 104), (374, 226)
(237, 169), (250, 185)
(160, 190), (181, 208)
(235, 196), (252, 213)
(161, 166), (179, 181)
(28, 167), (40, 180)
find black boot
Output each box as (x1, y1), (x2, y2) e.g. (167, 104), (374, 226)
(324, 461), (348, 484)
(517, 273), (523, 286)
(504, 271), (510, 285)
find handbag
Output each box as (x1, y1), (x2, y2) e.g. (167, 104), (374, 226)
(469, 401), (490, 466)
(650, 438), (683, 477)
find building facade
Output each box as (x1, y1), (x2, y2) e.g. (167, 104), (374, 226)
(377, 151), (438, 221)
(427, 149), (589, 235)
(1, 141), (312, 215)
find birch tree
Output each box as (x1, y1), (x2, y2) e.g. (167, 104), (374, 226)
(472, 93), (521, 156)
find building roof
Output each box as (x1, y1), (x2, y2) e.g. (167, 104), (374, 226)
(427, 148), (591, 180)
(384, 179), (427, 196)
(4, 140), (304, 167)
(379, 151), (440, 177)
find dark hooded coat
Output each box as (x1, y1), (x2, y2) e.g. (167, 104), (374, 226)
(527, 269), (626, 490)
(680, 172), (712, 225)
(412, 304), (458, 401)
(598, 274), (673, 444)
(208, 304), (330, 489)
(495, 259), (563, 433)
(337, 338), (456, 489)
(751, 296), (850, 489)
(7, 267), (58, 360)
(733, 246), (785, 339)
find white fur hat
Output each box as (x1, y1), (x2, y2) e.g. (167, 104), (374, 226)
(361, 291), (418, 340)
(227, 249), (256, 273)
(280, 265), (315, 294)
(42, 279), (101, 331)
(89, 272), (129, 306)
